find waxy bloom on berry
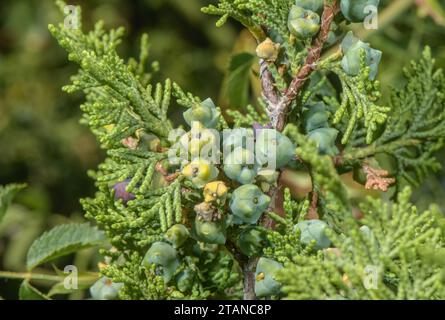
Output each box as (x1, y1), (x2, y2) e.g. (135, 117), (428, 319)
(224, 147), (259, 185)
(90, 277), (123, 300)
(164, 224), (190, 248)
(142, 242), (180, 283)
(229, 184), (271, 224)
(340, 0), (380, 23)
(183, 98), (220, 129)
(288, 6), (320, 39)
(254, 258), (283, 297)
(294, 220), (331, 250)
(341, 32), (382, 80)
(256, 129), (296, 169)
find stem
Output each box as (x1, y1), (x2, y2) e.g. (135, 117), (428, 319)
(0, 271), (64, 282)
(308, 188), (320, 220)
(342, 139), (421, 162)
(243, 258), (259, 300)
(282, 1), (340, 104)
(260, 59), (279, 105)
(0, 271), (98, 283)
(242, 0), (341, 300)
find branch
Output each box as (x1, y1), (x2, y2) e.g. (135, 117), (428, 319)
(243, 258), (259, 300)
(244, 1), (341, 300)
(307, 190), (320, 220)
(0, 270), (98, 283)
(284, 1), (340, 104)
(155, 162), (180, 183)
(271, 0), (340, 131)
(259, 59), (279, 105)
(341, 139), (421, 164)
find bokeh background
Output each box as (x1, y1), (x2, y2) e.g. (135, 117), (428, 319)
(1, 0), (444, 299)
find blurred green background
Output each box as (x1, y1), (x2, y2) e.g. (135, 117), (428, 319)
(0, 0), (444, 299)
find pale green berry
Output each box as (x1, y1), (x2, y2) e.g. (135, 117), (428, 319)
(229, 184), (271, 225)
(183, 98), (220, 129)
(341, 32), (382, 80)
(193, 215), (226, 245)
(179, 122), (219, 159)
(142, 242), (180, 283)
(254, 257), (283, 297)
(288, 6), (320, 39)
(307, 127), (339, 156)
(164, 224), (189, 248)
(255, 129), (296, 169)
(340, 0), (380, 23)
(303, 102), (330, 132)
(90, 277), (123, 300)
(294, 219), (331, 250)
(224, 147), (258, 185)
(294, 0), (324, 13)
(223, 128), (255, 152)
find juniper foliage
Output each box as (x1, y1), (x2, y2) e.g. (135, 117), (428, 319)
(1, 0), (445, 300)
(343, 48), (445, 189)
(47, 0), (445, 300)
(275, 187), (445, 300)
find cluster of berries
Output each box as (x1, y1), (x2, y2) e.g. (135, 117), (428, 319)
(92, 0), (383, 299)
